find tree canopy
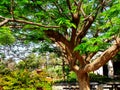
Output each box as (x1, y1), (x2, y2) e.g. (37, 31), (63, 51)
(0, 0), (120, 49)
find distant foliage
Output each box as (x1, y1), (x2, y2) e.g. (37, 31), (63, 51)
(0, 27), (15, 45)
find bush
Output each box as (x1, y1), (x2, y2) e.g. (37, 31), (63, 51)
(89, 73), (111, 83)
(67, 71), (77, 82)
(0, 62), (10, 75)
(54, 71), (77, 83)
(0, 69), (52, 90)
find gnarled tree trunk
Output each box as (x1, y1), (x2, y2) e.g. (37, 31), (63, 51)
(76, 71), (90, 90)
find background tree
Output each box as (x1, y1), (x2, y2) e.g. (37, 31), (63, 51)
(0, 0), (120, 90)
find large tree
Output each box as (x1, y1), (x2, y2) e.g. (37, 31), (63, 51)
(0, 0), (120, 90)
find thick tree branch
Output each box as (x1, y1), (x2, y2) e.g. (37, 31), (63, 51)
(84, 38), (120, 72)
(85, 52), (97, 63)
(44, 30), (70, 47)
(76, 16), (95, 45)
(70, 28), (76, 44)
(75, 52), (86, 66)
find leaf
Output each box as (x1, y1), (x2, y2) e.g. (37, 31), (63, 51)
(56, 18), (76, 28)
(87, 46), (99, 52)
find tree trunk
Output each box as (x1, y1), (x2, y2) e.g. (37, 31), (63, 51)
(76, 71), (90, 90)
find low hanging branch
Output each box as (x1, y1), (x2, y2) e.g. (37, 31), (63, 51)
(0, 16), (60, 28)
(0, 19), (9, 27)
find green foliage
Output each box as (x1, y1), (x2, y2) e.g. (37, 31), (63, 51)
(54, 70), (77, 83)
(74, 37), (110, 54)
(0, 0), (10, 17)
(0, 27), (15, 45)
(56, 18), (76, 28)
(89, 73), (111, 83)
(102, 1), (120, 19)
(16, 54), (40, 70)
(57, 65), (77, 82)
(67, 71), (77, 82)
(100, 0), (120, 37)
(63, 66), (77, 82)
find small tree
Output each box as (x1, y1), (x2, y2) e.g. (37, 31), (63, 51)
(0, 0), (120, 90)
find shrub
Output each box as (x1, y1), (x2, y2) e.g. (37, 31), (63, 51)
(0, 69), (52, 90)
(67, 71), (77, 82)
(89, 73), (111, 83)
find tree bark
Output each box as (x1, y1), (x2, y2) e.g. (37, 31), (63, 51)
(76, 71), (90, 90)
